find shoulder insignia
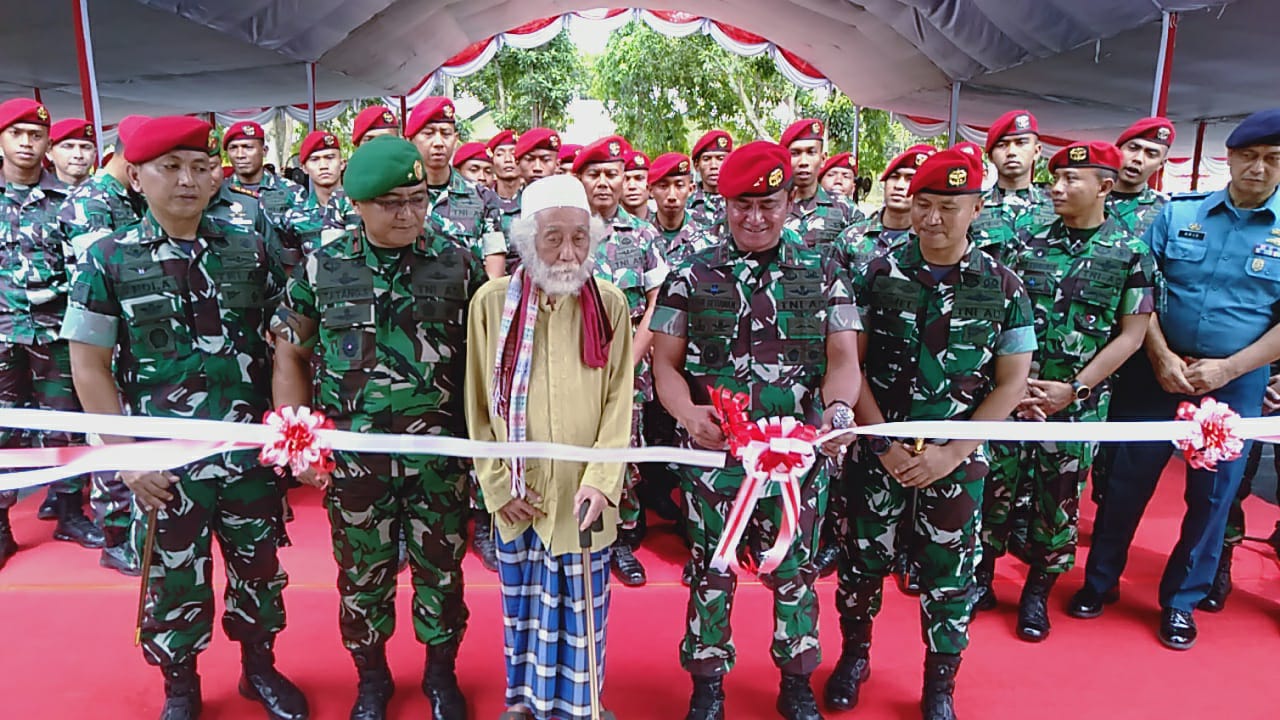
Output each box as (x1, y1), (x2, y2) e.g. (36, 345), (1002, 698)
(229, 185), (260, 199)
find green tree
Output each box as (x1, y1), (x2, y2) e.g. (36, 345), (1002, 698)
(454, 33), (585, 132)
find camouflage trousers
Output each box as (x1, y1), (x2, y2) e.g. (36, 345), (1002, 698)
(1226, 440), (1280, 546)
(619, 402), (644, 530)
(327, 452), (469, 650)
(836, 446), (986, 655)
(141, 460), (288, 666)
(982, 439), (1096, 573)
(680, 465), (827, 676)
(0, 340), (85, 507)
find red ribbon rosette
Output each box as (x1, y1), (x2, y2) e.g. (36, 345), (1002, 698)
(1173, 398), (1243, 471)
(259, 406), (336, 477)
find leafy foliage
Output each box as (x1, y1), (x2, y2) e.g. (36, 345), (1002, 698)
(454, 33), (586, 132)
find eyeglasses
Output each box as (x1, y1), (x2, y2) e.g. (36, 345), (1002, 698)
(370, 195), (427, 213)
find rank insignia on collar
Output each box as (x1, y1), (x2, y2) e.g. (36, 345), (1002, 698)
(1188, 223), (1201, 231)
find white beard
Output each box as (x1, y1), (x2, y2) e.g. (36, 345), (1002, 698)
(524, 252), (593, 296)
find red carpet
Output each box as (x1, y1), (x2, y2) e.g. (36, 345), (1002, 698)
(0, 461), (1276, 719)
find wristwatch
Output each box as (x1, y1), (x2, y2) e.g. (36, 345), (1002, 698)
(1070, 379), (1092, 402)
(868, 436), (893, 456)
(826, 400), (855, 430)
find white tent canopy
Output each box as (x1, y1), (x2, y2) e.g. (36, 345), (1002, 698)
(2, 1), (1272, 157)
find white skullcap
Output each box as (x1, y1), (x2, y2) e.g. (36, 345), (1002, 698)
(519, 175), (589, 219)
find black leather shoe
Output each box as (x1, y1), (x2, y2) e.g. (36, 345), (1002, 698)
(350, 644), (394, 720)
(472, 512), (499, 572)
(823, 619), (871, 711)
(1197, 545), (1233, 613)
(160, 660), (202, 720)
(238, 641), (310, 719)
(0, 509), (17, 571)
(101, 544), (141, 576)
(813, 543), (841, 579)
(611, 542), (647, 587)
(53, 492), (104, 549)
(686, 674), (725, 720)
(921, 652), (961, 720)
(972, 552), (996, 612)
(776, 673), (822, 720)
(1016, 570), (1057, 642)
(422, 641), (466, 720)
(1066, 585), (1119, 619)
(37, 487), (58, 520)
(1158, 608), (1197, 651)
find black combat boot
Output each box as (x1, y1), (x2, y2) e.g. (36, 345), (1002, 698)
(472, 510), (499, 572)
(0, 508), (17, 571)
(611, 530), (647, 587)
(1016, 569), (1057, 642)
(237, 640), (309, 719)
(823, 618), (871, 711)
(685, 674), (725, 720)
(37, 486), (58, 520)
(159, 659), (202, 720)
(100, 526), (140, 576)
(350, 644), (394, 720)
(972, 549), (996, 612)
(1198, 545), (1233, 612)
(422, 640), (466, 720)
(53, 491), (104, 548)
(921, 652), (961, 720)
(777, 673), (822, 720)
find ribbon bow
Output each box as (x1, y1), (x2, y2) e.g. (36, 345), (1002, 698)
(259, 406), (336, 477)
(1173, 398), (1243, 471)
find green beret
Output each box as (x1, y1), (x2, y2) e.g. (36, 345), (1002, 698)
(343, 136), (426, 201)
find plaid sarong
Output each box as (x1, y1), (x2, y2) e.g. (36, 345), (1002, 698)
(497, 527), (611, 720)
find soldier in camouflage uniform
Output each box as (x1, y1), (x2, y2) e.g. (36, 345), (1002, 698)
(574, 136), (669, 587)
(488, 130), (522, 238)
(281, 130), (358, 254)
(687, 130), (732, 228)
(351, 105), (401, 147)
(648, 152), (706, 263)
(781, 119), (864, 252)
(621, 150), (653, 223)
(452, 141), (494, 187)
(833, 144), (935, 273)
(977, 142), (1156, 644)
(826, 148), (1035, 720)
(1091, 118), (1175, 509)
(47, 118), (97, 187)
(222, 120), (309, 269)
(62, 116), (306, 720)
(971, 110), (1057, 261)
(0, 99), (102, 572)
(651, 141), (862, 720)
(56, 114), (152, 574)
(272, 137), (480, 720)
(407, 99), (507, 279)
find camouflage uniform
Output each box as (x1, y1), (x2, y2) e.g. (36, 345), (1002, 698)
(971, 184), (1056, 264)
(1106, 187), (1168, 237)
(657, 216), (709, 266)
(224, 173), (307, 268)
(57, 170), (145, 552)
(830, 209), (913, 271)
(981, 216), (1156, 573)
(650, 228), (862, 676)
(687, 187), (725, 228)
(837, 238), (1035, 654)
(60, 212), (289, 666)
(594, 208), (668, 529)
(271, 224), (485, 650)
(0, 169), (82, 510)
(281, 186), (359, 254)
(491, 189), (522, 273)
(429, 169), (507, 264)
(785, 186), (863, 248)
(209, 183), (287, 267)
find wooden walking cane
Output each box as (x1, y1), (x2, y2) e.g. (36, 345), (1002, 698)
(134, 506), (159, 646)
(577, 504), (616, 720)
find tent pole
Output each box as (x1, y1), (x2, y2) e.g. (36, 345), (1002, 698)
(947, 82), (961, 146)
(32, 88), (43, 103)
(1190, 119), (1206, 192)
(1150, 11), (1178, 117)
(72, 0), (105, 158)
(399, 96), (408, 132)
(851, 104), (860, 166)
(306, 63), (317, 132)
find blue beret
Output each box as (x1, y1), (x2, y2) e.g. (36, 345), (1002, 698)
(1226, 108), (1280, 149)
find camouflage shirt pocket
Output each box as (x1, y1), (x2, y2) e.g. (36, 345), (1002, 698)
(320, 303), (377, 371)
(122, 295), (187, 358)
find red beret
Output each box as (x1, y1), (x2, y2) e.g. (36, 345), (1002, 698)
(1117, 117), (1175, 147)
(299, 130), (340, 164)
(881, 144), (937, 181)
(406, 97), (456, 137)
(1049, 141), (1122, 173)
(718, 141), (793, 199)
(648, 152), (692, 185)
(0, 99), (51, 132)
(557, 143), (583, 164)
(352, 105), (399, 145)
(691, 130), (733, 160)
(985, 110), (1038, 154)
(487, 129), (517, 152)
(624, 150), (650, 173)
(50, 118), (94, 145)
(819, 152), (856, 180)
(780, 118), (825, 148)
(515, 128), (561, 159)
(222, 121), (266, 149)
(126, 116), (216, 164)
(573, 136), (628, 174)
(452, 141), (492, 168)
(116, 115), (151, 148)
(908, 148), (984, 196)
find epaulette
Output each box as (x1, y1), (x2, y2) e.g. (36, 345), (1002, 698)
(1170, 191), (1211, 201)
(229, 185), (260, 199)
